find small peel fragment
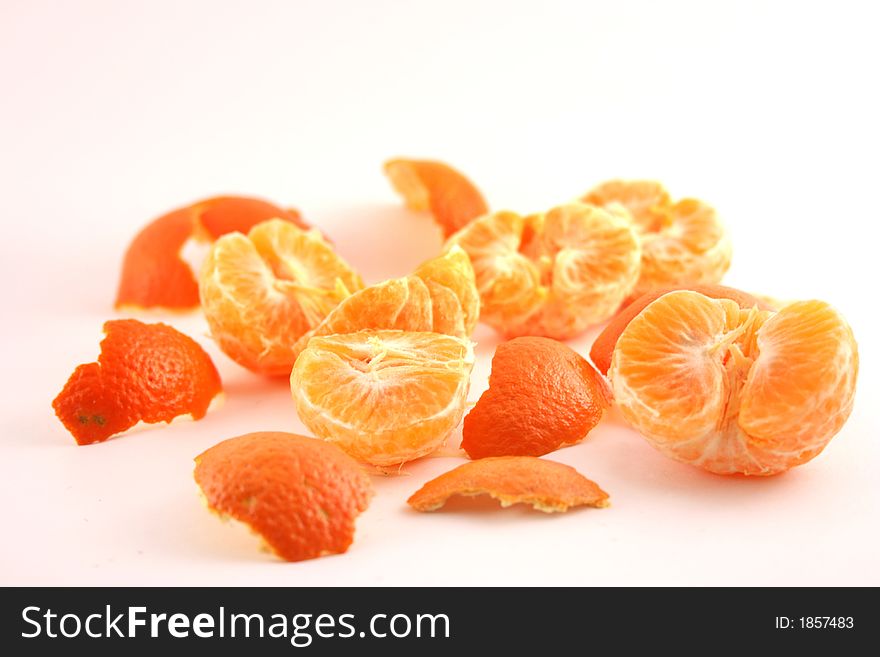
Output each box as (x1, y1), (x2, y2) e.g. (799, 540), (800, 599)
(52, 320), (222, 445)
(407, 456), (609, 513)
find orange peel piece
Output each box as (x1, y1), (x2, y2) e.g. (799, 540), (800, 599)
(194, 432), (373, 562)
(52, 320), (222, 445)
(384, 158), (489, 237)
(115, 196), (308, 311)
(407, 456), (610, 513)
(462, 337), (611, 459)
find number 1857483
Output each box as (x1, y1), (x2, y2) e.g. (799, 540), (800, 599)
(775, 617), (854, 629)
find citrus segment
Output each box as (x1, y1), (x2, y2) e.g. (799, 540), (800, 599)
(739, 301), (859, 461)
(290, 277), (434, 359)
(199, 219), (362, 376)
(116, 196), (308, 310)
(413, 246), (480, 335)
(589, 284), (774, 374)
(447, 203), (640, 339)
(407, 456), (610, 513)
(610, 291), (858, 475)
(291, 330), (474, 466)
(194, 432), (373, 562)
(53, 320), (222, 445)
(289, 247), (479, 360)
(462, 337), (611, 459)
(384, 158), (489, 237)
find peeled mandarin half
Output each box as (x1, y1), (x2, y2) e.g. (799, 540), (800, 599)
(116, 196), (308, 311)
(609, 291), (858, 475)
(291, 330), (474, 467)
(289, 246), (479, 361)
(194, 432), (373, 562)
(384, 158), (489, 237)
(583, 181), (731, 297)
(446, 203), (641, 339)
(199, 219), (363, 376)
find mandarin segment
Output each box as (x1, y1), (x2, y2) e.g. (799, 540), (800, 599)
(739, 301), (859, 456)
(384, 158), (489, 237)
(447, 203), (640, 339)
(291, 330), (474, 466)
(52, 320), (222, 445)
(589, 284), (774, 374)
(289, 247), (480, 361)
(116, 196), (308, 311)
(609, 291), (858, 475)
(194, 432), (373, 562)
(199, 219), (363, 376)
(462, 337), (611, 459)
(407, 456), (610, 513)
(290, 277), (434, 359)
(413, 246), (480, 335)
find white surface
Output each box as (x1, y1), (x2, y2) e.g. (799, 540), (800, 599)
(1, 0), (878, 586)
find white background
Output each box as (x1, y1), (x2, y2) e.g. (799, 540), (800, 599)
(1, 0), (878, 585)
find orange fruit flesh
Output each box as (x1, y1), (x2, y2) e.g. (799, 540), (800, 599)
(407, 456), (610, 513)
(412, 246), (480, 336)
(116, 196), (308, 310)
(635, 198), (732, 296)
(462, 337), (610, 459)
(199, 219), (363, 376)
(194, 432), (373, 562)
(583, 181), (731, 297)
(291, 330), (474, 467)
(610, 291), (858, 475)
(446, 203), (641, 339)
(590, 284), (774, 375)
(52, 320), (222, 445)
(289, 246), (479, 360)
(582, 180), (671, 232)
(384, 158), (489, 237)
